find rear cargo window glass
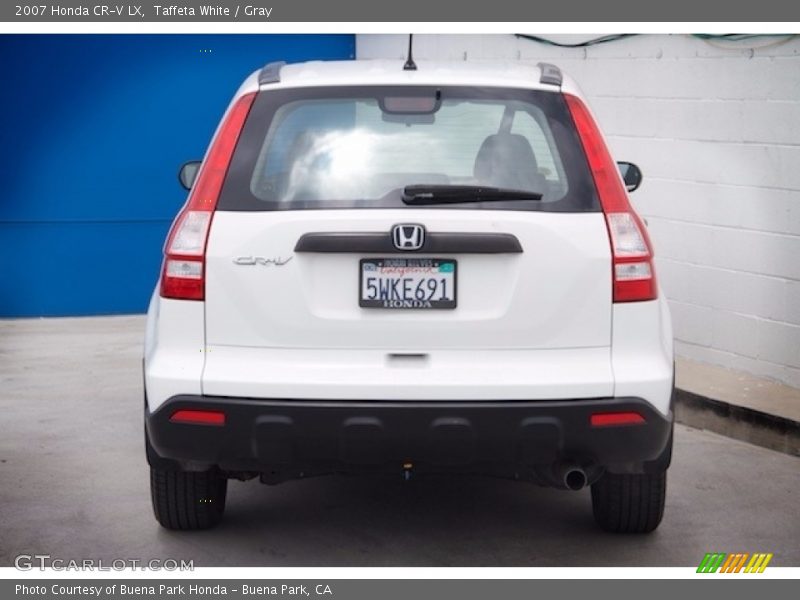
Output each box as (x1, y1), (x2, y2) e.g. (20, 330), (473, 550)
(220, 86), (599, 212)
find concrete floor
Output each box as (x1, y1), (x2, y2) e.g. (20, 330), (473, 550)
(1, 316), (798, 567)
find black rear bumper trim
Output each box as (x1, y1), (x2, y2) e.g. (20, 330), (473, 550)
(146, 396), (672, 484)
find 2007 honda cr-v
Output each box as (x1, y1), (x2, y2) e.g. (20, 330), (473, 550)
(144, 59), (674, 533)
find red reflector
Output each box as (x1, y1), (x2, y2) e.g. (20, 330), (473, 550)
(169, 409), (226, 426)
(590, 412), (646, 427)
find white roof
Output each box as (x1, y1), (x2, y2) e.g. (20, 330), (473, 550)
(237, 59), (584, 97)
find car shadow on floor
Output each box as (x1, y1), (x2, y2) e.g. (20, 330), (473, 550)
(173, 473), (667, 567)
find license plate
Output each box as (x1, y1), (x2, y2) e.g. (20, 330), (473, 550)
(360, 258), (457, 309)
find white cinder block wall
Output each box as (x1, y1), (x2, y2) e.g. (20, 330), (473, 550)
(357, 34), (800, 388)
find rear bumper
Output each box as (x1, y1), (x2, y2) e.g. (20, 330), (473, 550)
(145, 299), (674, 417)
(146, 395), (673, 486)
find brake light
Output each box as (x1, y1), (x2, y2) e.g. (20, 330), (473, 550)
(565, 94), (657, 302)
(160, 92), (256, 300)
(590, 411), (646, 427)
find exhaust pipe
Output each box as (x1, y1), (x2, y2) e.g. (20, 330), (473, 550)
(555, 463), (588, 490)
(564, 468), (587, 491)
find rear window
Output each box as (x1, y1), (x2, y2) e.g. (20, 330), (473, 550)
(219, 86), (599, 212)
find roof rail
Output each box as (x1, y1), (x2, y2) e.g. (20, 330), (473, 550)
(537, 62), (563, 87)
(258, 61), (286, 85)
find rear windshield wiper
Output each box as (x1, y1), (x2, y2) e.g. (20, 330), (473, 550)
(402, 184), (543, 205)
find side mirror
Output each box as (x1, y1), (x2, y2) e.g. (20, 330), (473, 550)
(178, 161), (201, 190)
(617, 161), (642, 193)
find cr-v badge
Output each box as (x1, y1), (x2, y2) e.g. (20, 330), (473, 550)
(233, 256), (293, 266)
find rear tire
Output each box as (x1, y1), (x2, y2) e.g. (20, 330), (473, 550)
(150, 467), (228, 530)
(591, 470), (666, 533)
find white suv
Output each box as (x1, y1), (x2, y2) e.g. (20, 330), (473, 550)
(144, 59), (674, 533)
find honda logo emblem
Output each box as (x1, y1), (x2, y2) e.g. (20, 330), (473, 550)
(392, 224), (425, 251)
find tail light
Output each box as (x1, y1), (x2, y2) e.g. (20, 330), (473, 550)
(160, 92), (256, 300)
(565, 94), (657, 302)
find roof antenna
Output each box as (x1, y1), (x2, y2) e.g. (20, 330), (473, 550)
(403, 34), (417, 71)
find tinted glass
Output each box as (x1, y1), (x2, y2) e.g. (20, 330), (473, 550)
(219, 86), (599, 212)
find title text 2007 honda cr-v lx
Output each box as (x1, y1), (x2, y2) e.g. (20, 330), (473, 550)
(144, 59), (674, 533)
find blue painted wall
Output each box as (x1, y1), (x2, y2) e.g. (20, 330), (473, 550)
(0, 34), (355, 317)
